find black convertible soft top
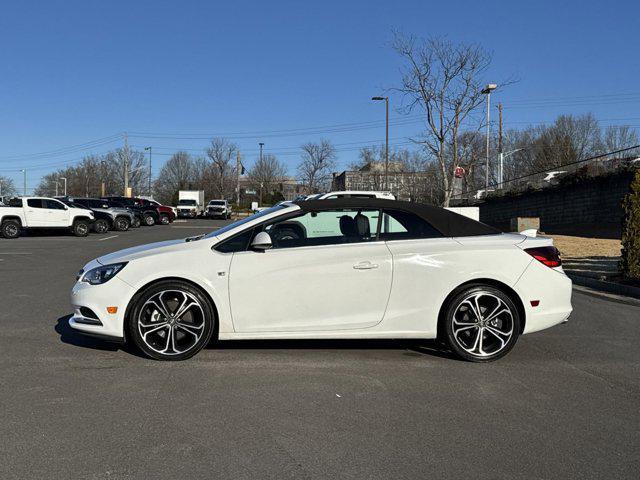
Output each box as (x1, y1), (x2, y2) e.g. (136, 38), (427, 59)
(295, 198), (501, 237)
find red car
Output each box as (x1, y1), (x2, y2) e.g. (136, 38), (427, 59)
(140, 198), (176, 225)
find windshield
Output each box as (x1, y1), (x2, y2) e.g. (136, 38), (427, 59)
(208, 201), (225, 205)
(178, 199), (197, 206)
(204, 204), (289, 239)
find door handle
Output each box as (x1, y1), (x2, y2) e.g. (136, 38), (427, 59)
(353, 261), (379, 270)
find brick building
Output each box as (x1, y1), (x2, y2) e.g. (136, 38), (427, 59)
(331, 161), (430, 201)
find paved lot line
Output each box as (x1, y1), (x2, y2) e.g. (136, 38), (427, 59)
(98, 235), (119, 241)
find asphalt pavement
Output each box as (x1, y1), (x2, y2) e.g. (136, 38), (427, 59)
(0, 219), (638, 479)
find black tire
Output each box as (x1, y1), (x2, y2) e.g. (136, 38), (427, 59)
(131, 217), (141, 228)
(72, 220), (90, 237)
(93, 219), (109, 234)
(143, 213), (156, 226)
(442, 285), (521, 362)
(127, 280), (215, 361)
(1, 220), (21, 239)
(114, 216), (130, 232)
(159, 214), (170, 225)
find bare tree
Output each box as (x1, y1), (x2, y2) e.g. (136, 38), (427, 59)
(393, 33), (496, 206)
(153, 151), (196, 204)
(0, 175), (17, 197)
(248, 153), (287, 204)
(206, 138), (238, 199)
(603, 125), (639, 153)
(297, 139), (337, 193)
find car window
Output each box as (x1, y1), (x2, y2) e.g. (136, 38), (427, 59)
(261, 209), (380, 249)
(27, 199), (44, 208)
(379, 209), (442, 240)
(214, 228), (255, 253)
(44, 199), (66, 210)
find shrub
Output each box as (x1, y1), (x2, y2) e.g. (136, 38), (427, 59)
(620, 168), (640, 279)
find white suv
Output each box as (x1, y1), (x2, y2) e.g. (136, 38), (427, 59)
(0, 197), (94, 239)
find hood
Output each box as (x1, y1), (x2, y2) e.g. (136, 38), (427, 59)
(97, 238), (194, 265)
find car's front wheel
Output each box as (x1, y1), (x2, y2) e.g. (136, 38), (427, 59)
(442, 285), (521, 362)
(127, 280), (215, 361)
(143, 213), (156, 226)
(114, 216), (130, 231)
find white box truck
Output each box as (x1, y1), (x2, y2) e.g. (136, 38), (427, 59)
(177, 190), (205, 218)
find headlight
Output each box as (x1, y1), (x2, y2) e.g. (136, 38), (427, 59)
(81, 262), (127, 285)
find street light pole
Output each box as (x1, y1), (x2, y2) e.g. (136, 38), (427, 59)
(60, 177), (67, 196)
(372, 96), (389, 190)
(481, 84), (497, 191)
(498, 148), (523, 189)
(21, 169), (26, 196)
(144, 146), (152, 197)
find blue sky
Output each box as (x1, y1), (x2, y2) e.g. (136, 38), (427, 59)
(1, 0), (639, 191)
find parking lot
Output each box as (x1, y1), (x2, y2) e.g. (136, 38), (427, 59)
(0, 219), (638, 479)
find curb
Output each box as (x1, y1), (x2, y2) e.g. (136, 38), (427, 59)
(567, 272), (640, 300)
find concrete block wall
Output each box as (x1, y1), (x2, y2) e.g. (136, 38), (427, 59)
(478, 171), (634, 239)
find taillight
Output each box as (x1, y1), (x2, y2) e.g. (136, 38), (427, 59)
(525, 246), (562, 268)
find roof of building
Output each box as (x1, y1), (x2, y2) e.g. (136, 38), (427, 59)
(295, 198), (500, 237)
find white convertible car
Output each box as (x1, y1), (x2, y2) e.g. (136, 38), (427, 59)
(70, 198), (572, 362)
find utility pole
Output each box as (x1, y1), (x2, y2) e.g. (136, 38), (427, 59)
(55, 180), (58, 197)
(236, 150), (241, 206)
(497, 103), (504, 189)
(123, 132), (129, 197)
(61, 177), (67, 196)
(258, 143), (264, 205)
(145, 146), (152, 197)
(21, 169), (26, 196)
(100, 160), (106, 197)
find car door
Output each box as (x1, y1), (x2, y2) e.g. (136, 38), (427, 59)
(24, 199), (48, 226)
(227, 208), (393, 333)
(43, 199), (70, 225)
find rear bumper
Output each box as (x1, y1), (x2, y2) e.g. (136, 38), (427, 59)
(514, 260), (573, 334)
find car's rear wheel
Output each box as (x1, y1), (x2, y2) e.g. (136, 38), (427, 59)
(72, 220), (90, 237)
(93, 219), (109, 234)
(159, 214), (170, 225)
(114, 216), (130, 231)
(443, 285), (521, 362)
(1, 220), (21, 239)
(127, 280), (215, 361)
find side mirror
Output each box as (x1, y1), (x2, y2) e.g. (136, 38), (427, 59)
(251, 231), (272, 251)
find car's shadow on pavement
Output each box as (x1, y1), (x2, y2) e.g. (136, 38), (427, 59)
(209, 339), (460, 360)
(54, 315), (459, 361)
(54, 315), (141, 356)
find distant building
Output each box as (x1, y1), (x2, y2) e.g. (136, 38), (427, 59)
(331, 161), (430, 201)
(238, 177), (309, 203)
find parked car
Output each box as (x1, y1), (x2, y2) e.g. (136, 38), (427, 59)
(1, 196), (94, 239)
(62, 197), (136, 232)
(177, 190), (205, 218)
(206, 199), (232, 219)
(102, 196), (159, 226)
(143, 199), (177, 224)
(69, 198), (572, 361)
(306, 191), (396, 200)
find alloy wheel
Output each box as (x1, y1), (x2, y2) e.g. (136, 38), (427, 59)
(451, 292), (515, 358)
(137, 290), (206, 356)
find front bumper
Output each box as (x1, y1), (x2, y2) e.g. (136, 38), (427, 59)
(178, 209), (198, 217)
(69, 276), (133, 340)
